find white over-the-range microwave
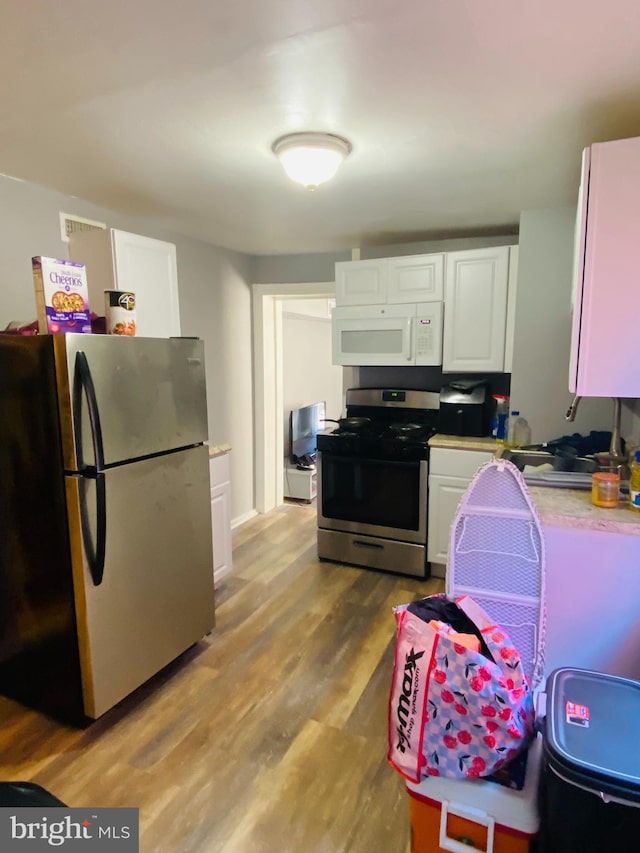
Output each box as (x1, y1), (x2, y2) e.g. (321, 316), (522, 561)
(332, 302), (443, 366)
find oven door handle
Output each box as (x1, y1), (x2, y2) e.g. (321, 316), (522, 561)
(353, 540), (384, 550)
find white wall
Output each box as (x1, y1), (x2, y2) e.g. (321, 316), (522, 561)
(282, 301), (343, 459)
(510, 207), (630, 444)
(0, 174), (253, 523)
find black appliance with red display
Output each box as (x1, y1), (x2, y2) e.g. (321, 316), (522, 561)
(316, 388), (440, 578)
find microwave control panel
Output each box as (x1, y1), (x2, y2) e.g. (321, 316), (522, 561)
(415, 302), (443, 365)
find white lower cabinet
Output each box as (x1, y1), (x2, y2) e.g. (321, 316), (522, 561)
(210, 452), (233, 584)
(428, 447), (495, 575)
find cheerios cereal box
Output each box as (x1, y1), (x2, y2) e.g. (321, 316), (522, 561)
(32, 257), (92, 334)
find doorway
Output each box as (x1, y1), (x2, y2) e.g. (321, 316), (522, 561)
(253, 282), (356, 513)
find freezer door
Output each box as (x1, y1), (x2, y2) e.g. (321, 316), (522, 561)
(65, 445), (215, 719)
(54, 334), (208, 470)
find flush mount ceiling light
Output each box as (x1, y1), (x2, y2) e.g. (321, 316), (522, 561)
(272, 132), (352, 188)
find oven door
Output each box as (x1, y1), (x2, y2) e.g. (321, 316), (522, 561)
(317, 453), (428, 544)
(332, 304), (415, 366)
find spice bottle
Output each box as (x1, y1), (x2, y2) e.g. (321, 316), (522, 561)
(491, 395), (509, 443)
(629, 450), (640, 512)
(591, 472), (620, 508)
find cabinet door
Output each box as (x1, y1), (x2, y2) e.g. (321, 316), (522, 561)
(503, 246), (519, 373)
(112, 230), (181, 338)
(568, 148), (590, 393)
(335, 259), (387, 305)
(570, 137), (640, 397)
(427, 474), (468, 564)
(387, 254), (444, 303)
(210, 454), (232, 583)
(211, 483), (232, 583)
(443, 247), (510, 372)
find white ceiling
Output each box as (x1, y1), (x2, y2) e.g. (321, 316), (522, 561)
(2, 0), (640, 255)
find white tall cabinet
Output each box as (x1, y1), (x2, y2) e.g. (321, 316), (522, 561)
(442, 247), (510, 373)
(69, 228), (181, 338)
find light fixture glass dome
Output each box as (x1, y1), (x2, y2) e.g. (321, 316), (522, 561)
(272, 132), (352, 188)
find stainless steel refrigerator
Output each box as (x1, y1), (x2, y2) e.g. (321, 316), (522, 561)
(0, 333), (215, 723)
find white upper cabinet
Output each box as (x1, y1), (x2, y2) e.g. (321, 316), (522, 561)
(335, 259), (387, 305)
(335, 253), (444, 306)
(387, 254), (444, 303)
(569, 136), (640, 397)
(442, 247), (510, 373)
(69, 228), (181, 338)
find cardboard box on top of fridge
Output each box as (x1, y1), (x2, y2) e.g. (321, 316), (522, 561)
(32, 257), (92, 334)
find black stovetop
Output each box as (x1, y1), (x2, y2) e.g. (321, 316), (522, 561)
(316, 388), (440, 462)
(317, 415), (438, 461)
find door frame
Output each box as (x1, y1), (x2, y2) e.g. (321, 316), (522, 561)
(253, 282), (339, 514)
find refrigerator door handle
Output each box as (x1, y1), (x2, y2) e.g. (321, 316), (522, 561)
(77, 471), (107, 587)
(74, 350), (105, 471)
(94, 472), (106, 586)
(75, 351), (107, 586)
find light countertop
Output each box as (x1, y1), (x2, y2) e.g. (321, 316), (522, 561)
(427, 435), (640, 535)
(429, 434), (500, 453)
(208, 443), (231, 458)
(527, 484), (640, 536)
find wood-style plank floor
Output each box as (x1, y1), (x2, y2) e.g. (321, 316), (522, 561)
(0, 502), (443, 852)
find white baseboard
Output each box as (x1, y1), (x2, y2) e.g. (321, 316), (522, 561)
(214, 564), (233, 586)
(231, 509), (258, 530)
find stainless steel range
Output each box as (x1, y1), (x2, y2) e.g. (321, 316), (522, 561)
(317, 388), (440, 578)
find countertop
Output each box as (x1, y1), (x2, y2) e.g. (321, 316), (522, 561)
(208, 443), (232, 458)
(527, 484), (640, 536)
(427, 434), (640, 535)
(428, 434), (500, 453)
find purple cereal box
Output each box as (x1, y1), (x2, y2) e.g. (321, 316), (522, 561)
(32, 256), (92, 334)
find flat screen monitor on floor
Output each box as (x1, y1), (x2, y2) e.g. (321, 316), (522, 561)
(289, 402), (326, 465)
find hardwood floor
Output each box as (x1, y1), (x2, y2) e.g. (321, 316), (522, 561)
(0, 502), (443, 852)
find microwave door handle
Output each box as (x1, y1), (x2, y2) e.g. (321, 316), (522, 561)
(406, 317), (413, 362)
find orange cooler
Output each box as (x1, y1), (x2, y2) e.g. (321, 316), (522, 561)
(406, 736), (541, 853)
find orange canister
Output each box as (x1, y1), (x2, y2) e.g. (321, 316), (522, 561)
(591, 472), (620, 508)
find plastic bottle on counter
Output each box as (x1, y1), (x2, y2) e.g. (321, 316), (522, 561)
(506, 412), (532, 448)
(491, 395), (509, 443)
(629, 450), (640, 512)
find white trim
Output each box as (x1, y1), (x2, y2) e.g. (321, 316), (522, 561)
(252, 282), (337, 514)
(231, 509), (259, 530)
(282, 311), (332, 324)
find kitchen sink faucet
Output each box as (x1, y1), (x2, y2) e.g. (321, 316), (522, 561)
(566, 395), (625, 461)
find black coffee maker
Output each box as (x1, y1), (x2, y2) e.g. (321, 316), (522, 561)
(438, 379), (490, 437)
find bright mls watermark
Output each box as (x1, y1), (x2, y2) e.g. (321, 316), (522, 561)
(0, 809), (138, 851)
